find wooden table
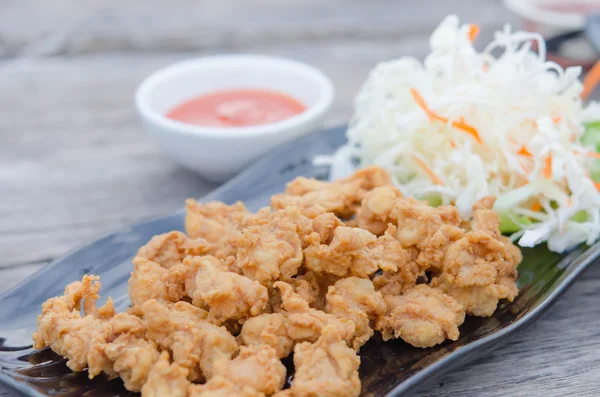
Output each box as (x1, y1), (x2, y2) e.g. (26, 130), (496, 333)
(2, 1), (599, 395)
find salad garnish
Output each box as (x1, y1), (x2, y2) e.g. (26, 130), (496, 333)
(317, 15), (600, 253)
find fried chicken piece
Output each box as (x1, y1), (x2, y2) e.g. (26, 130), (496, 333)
(376, 284), (465, 348)
(370, 231), (422, 297)
(291, 276), (320, 309)
(291, 271), (339, 310)
(136, 231), (211, 269)
(212, 345), (286, 395)
(431, 274), (518, 317)
(284, 177), (334, 196)
(128, 231), (211, 307)
(325, 277), (386, 350)
(356, 185), (403, 235)
(240, 282), (356, 358)
(129, 258), (167, 307)
(142, 299), (238, 381)
(87, 313), (160, 392)
(189, 376), (266, 397)
(415, 225), (465, 272)
(234, 207), (314, 285)
(33, 276), (159, 392)
(274, 281), (355, 348)
(498, 275), (520, 300)
(32, 275), (115, 372)
(261, 271), (339, 314)
(106, 346), (273, 397)
(185, 200), (254, 261)
(311, 212), (343, 244)
(131, 253), (264, 325)
(144, 346), (284, 397)
(290, 325), (361, 397)
(426, 221), (520, 317)
(350, 165), (392, 188)
(470, 196), (502, 239)
(442, 231), (510, 287)
(239, 313), (294, 358)
(263, 279), (321, 314)
(271, 178), (362, 219)
(271, 166), (391, 219)
(141, 351), (190, 397)
(181, 255), (268, 324)
(423, 199), (521, 316)
(304, 226), (408, 278)
(356, 192), (463, 250)
(372, 268), (421, 297)
(500, 235), (522, 275)
(367, 226), (412, 273)
(129, 257), (191, 307)
(392, 198), (462, 248)
(303, 227), (374, 277)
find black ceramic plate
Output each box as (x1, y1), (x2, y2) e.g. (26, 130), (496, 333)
(1, 125), (599, 397)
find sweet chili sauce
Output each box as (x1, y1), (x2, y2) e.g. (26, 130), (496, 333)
(166, 89), (306, 127)
(540, 1), (600, 14)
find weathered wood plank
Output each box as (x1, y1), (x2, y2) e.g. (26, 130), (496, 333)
(0, 0), (515, 57)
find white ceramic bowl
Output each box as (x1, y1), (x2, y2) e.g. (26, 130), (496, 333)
(135, 54), (335, 182)
(504, 0), (600, 66)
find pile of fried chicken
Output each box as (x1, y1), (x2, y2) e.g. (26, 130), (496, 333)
(32, 166), (521, 397)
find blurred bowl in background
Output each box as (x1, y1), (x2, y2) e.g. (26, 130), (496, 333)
(504, 0), (600, 68)
(135, 55), (334, 183)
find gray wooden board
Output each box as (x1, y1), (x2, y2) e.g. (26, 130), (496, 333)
(1, 0), (599, 396)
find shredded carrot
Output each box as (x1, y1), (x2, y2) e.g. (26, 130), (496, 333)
(574, 151), (600, 159)
(450, 140), (457, 148)
(412, 155), (444, 185)
(595, 181), (600, 192)
(518, 162), (532, 173)
(410, 88), (483, 144)
(518, 146), (532, 157)
(530, 201), (542, 212)
(544, 154), (553, 178)
(582, 60), (600, 100)
(520, 164), (532, 173)
(567, 197), (573, 207)
(552, 116), (561, 123)
(410, 88), (439, 122)
(452, 117), (483, 144)
(468, 24), (480, 42)
(569, 133), (575, 142)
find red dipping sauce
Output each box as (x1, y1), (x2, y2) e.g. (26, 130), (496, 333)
(166, 89), (306, 127)
(540, 1), (600, 14)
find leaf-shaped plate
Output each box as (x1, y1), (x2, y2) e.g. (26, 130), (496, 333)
(0, 125), (598, 397)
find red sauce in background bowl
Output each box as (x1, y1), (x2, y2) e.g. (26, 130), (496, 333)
(540, 1), (600, 14)
(166, 89), (306, 128)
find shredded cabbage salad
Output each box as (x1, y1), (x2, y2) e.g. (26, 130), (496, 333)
(317, 15), (600, 253)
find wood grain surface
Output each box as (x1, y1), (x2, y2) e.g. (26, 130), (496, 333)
(1, 1), (599, 396)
